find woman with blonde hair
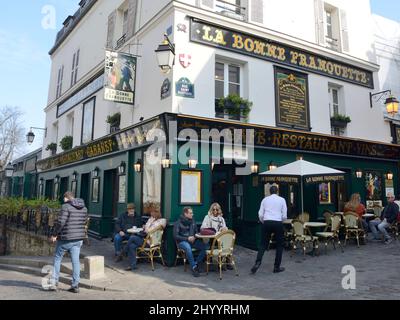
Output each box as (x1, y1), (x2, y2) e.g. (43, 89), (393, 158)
(201, 203), (228, 233)
(344, 193), (368, 231)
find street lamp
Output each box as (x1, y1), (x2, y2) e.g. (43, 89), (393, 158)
(134, 160), (142, 173)
(155, 34), (175, 74)
(386, 171), (394, 181)
(268, 162), (278, 171)
(72, 171), (78, 181)
(251, 163), (259, 174)
(5, 163), (14, 178)
(26, 127), (47, 145)
(161, 155), (172, 169)
(118, 162), (126, 175)
(355, 169), (363, 179)
(92, 167), (99, 178)
(188, 158), (198, 169)
(370, 90), (399, 117)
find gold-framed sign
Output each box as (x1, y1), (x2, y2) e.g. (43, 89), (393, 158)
(180, 170), (203, 205)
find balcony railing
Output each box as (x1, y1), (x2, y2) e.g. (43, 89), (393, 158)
(325, 36), (339, 52)
(115, 34), (127, 50)
(215, 0), (246, 21)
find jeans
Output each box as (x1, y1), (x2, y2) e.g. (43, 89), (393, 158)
(178, 240), (207, 270)
(114, 233), (130, 256)
(369, 219), (391, 240)
(127, 235), (145, 268)
(52, 240), (83, 288)
(256, 221), (284, 269)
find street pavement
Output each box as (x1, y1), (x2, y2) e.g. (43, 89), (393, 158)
(0, 237), (399, 300)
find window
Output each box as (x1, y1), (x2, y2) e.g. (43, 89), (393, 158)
(67, 112), (74, 138)
(216, 0), (241, 14)
(215, 62), (241, 99)
(81, 98), (95, 144)
(323, 6), (339, 51)
(71, 50), (80, 87)
(329, 85), (346, 137)
(331, 88), (339, 116)
(122, 10), (128, 36)
(56, 65), (64, 99)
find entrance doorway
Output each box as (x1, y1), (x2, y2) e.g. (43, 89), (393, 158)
(45, 180), (54, 200)
(103, 169), (118, 218)
(60, 177), (69, 202)
(80, 173), (90, 207)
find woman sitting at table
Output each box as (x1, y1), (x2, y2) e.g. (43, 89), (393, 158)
(126, 208), (166, 271)
(344, 193), (368, 231)
(201, 203), (228, 233)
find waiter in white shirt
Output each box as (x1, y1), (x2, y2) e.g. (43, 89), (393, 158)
(251, 185), (287, 274)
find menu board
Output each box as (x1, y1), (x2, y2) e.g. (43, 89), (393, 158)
(275, 67), (310, 131)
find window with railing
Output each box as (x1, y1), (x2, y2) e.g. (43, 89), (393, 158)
(215, 0), (246, 21)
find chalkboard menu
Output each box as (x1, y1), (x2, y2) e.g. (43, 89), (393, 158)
(275, 67), (310, 131)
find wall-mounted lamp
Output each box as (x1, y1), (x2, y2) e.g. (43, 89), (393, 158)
(386, 171), (394, 181)
(92, 167), (99, 178)
(268, 162), (278, 171)
(134, 159), (142, 173)
(355, 169), (363, 179)
(155, 33), (175, 74)
(54, 175), (60, 184)
(39, 178), (44, 184)
(188, 158), (198, 169)
(161, 155), (172, 169)
(251, 163), (259, 174)
(26, 127), (47, 145)
(72, 171), (78, 181)
(5, 162), (14, 178)
(370, 90), (399, 117)
(118, 162), (126, 175)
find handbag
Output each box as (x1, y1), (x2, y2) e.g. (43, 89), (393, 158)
(200, 228), (216, 236)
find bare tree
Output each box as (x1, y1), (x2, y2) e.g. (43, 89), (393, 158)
(0, 106), (25, 169)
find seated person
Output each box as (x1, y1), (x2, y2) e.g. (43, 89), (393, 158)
(173, 207), (207, 278)
(114, 203), (141, 262)
(344, 193), (368, 231)
(369, 193), (399, 244)
(125, 208), (166, 271)
(201, 203), (228, 233)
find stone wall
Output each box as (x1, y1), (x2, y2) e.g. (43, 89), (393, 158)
(5, 227), (55, 257)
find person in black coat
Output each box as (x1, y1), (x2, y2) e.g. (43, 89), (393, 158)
(369, 193), (399, 244)
(173, 207), (207, 277)
(49, 191), (88, 293)
(114, 203), (142, 261)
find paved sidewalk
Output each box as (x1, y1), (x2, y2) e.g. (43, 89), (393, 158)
(78, 237), (400, 300)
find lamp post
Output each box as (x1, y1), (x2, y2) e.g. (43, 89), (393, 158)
(155, 34), (175, 74)
(26, 127), (47, 145)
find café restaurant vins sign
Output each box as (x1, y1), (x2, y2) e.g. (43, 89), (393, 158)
(190, 19), (374, 89)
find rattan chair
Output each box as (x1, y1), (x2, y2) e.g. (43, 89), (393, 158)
(174, 241), (200, 272)
(205, 230), (239, 280)
(297, 212), (310, 223)
(290, 220), (319, 258)
(316, 215), (344, 254)
(344, 212), (366, 247)
(388, 220), (399, 240)
(136, 226), (165, 271)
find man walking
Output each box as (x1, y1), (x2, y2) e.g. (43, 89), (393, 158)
(49, 191), (88, 293)
(251, 185), (287, 274)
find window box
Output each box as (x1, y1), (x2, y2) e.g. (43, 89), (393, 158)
(330, 114), (351, 129)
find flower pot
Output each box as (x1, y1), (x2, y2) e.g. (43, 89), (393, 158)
(330, 119), (348, 128)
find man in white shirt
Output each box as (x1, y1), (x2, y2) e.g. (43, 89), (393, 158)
(251, 185), (287, 274)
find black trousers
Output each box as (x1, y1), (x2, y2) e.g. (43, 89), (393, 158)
(256, 221), (284, 268)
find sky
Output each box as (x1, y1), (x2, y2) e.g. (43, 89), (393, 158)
(0, 0), (400, 159)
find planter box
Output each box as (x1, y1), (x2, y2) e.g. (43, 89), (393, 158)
(330, 119), (349, 129)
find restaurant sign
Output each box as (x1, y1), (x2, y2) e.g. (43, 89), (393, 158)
(37, 118), (164, 171)
(190, 19), (374, 89)
(177, 116), (400, 161)
(262, 175), (345, 185)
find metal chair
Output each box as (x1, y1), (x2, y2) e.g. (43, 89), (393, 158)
(344, 212), (366, 248)
(316, 215), (344, 254)
(136, 226), (165, 271)
(290, 220), (319, 258)
(174, 241), (200, 272)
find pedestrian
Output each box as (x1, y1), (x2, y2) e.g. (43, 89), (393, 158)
(251, 185), (287, 274)
(49, 191), (88, 293)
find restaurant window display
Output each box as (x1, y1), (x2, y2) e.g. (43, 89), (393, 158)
(318, 183), (332, 204)
(365, 172), (382, 201)
(142, 150), (162, 212)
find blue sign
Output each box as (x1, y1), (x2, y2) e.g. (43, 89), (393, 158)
(176, 77), (194, 98)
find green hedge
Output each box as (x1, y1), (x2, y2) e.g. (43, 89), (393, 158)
(0, 198), (61, 217)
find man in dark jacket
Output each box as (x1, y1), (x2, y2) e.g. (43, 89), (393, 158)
(369, 192), (399, 244)
(49, 191), (88, 293)
(114, 203), (141, 262)
(173, 207), (207, 277)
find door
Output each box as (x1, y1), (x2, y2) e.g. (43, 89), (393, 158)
(103, 169), (118, 218)
(212, 164), (232, 228)
(45, 180), (54, 200)
(60, 177), (69, 202)
(80, 173), (90, 207)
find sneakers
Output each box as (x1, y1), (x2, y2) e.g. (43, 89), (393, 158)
(273, 267), (285, 274)
(125, 266), (138, 271)
(47, 285), (58, 292)
(250, 262), (261, 274)
(192, 265), (200, 278)
(67, 286), (80, 294)
(384, 238), (393, 245)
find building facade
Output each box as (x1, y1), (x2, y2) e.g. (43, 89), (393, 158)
(36, 0), (400, 264)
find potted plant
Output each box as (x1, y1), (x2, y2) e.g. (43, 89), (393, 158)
(59, 136), (73, 151)
(106, 112), (121, 133)
(330, 114), (351, 128)
(218, 94), (253, 121)
(46, 143), (57, 156)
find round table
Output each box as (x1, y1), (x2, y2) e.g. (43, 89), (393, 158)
(363, 213), (375, 219)
(127, 228), (143, 234)
(304, 222), (327, 228)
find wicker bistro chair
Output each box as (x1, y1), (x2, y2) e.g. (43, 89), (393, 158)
(174, 241), (200, 272)
(136, 226), (165, 271)
(205, 230), (239, 280)
(290, 220), (319, 258)
(316, 215), (344, 254)
(297, 212), (310, 223)
(344, 213), (366, 248)
(388, 220), (399, 240)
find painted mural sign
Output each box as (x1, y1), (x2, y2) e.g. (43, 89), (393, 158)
(104, 51), (137, 104)
(365, 171), (382, 200)
(275, 67), (310, 130)
(176, 77), (195, 98)
(177, 116), (400, 161)
(37, 118), (164, 171)
(190, 19), (374, 89)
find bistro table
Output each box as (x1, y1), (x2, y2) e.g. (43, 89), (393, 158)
(363, 213), (375, 219)
(127, 228), (143, 234)
(304, 222), (327, 256)
(195, 233), (219, 244)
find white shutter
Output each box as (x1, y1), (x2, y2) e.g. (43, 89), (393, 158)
(106, 10), (117, 49)
(126, 0), (138, 39)
(314, 0), (325, 45)
(249, 0), (264, 24)
(200, 0), (215, 10)
(340, 9), (350, 52)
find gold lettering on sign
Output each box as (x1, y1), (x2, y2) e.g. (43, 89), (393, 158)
(232, 34), (244, 49)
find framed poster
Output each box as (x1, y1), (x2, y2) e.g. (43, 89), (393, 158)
(365, 172), (382, 201)
(319, 183), (332, 204)
(118, 175), (126, 203)
(275, 66), (310, 131)
(180, 170), (203, 205)
(92, 178), (100, 203)
(71, 180), (77, 198)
